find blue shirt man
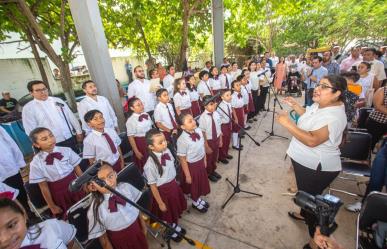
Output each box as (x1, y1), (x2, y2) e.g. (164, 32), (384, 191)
(306, 56), (328, 106)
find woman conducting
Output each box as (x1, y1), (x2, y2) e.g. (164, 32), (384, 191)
(277, 75), (348, 248)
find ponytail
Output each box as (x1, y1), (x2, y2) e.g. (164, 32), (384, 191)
(145, 128), (165, 176)
(148, 150), (164, 176)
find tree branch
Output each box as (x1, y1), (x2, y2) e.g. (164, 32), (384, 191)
(16, 45), (31, 52)
(0, 39), (27, 44)
(189, 0), (204, 14)
(69, 40), (79, 56)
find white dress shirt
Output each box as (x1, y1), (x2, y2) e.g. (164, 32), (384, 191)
(21, 219), (76, 249)
(368, 59), (386, 81)
(127, 79), (156, 112)
(241, 85), (249, 105)
(177, 128), (206, 163)
(0, 182), (18, 200)
(126, 112), (153, 137)
(199, 110), (222, 139)
(154, 102), (177, 130)
(197, 80), (212, 97)
(0, 126), (26, 181)
(188, 88), (200, 101)
(173, 91), (192, 110)
(83, 128), (121, 165)
(249, 71), (260, 91)
(219, 74), (231, 89)
(210, 78), (221, 91)
(88, 182), (141, 239)
(230, 69), (242, 81)
(162, 74), (175, 98)
(287, 103), (347, 172)
(358, 73), (375, 98)
(29, 146), (81, 183)
(217, 101), (232, 124)
(144, 149), (176, 186)
(78, 95), (118, 133)
(231, 92), (245, 109)
(22, 97), (82, 143)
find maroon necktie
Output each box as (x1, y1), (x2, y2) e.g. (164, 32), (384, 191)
(138, 113), (149, 122)
(225, 74), (229, 89)
(20, 245), (42, 249)
(189, 132), (200, 142)
(160, 153), (171, 166)
(227, 105), (232, 125)
(205, 81), (213, 95)
(237, 93), (242, 99)
(102, 133), (117, 154)
(207, 113), (217, 140)
(0, 191), (14, 200)
(108, 195), (126, 212)
(180, 91), (187, 96)
(166, 105), (177, 129)
(45, 152), (64, 165)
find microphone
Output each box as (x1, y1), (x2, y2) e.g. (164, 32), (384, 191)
(69, 160), (103, 192)
(55, 102), (65, 107)
(257, 70), (269, 77)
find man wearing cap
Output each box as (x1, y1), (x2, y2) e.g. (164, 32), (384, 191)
(0, 91), (18, 116)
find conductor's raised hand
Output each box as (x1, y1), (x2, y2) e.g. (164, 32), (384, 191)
(276, 110), (291, 127)
(282, 96), (297, 108)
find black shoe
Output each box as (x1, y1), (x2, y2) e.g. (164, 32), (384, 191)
(226, 155), (233, 159)
(170, 232), (183, 243)
(191, 203), (207, 213)
(240, 144), (244, 148)
(232, 146), (243, 151)
(218, 158), (229, 164)
(253, 118), (258, 121)
(212, 171), (222, 179)
(200, 199), (210, 208)
(244, 126), (251, 130)
(248, 120), (253, 123)
(208, 174), (218, 182)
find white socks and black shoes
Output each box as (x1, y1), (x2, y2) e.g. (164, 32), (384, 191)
(198, 198), (210, 208)
(191, 199), (208, 213)
(169, 223), (186, 242)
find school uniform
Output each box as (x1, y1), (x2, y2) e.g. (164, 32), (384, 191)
(78, 95), (118, 134)
(219, 73), (231, 89)
(0, 182), (18, 200)
(20, 219), (76, 249)
(197, 80), (213, 98)
(199, 110), (222, 176)
(127, 79), (156, 113)
(210, 77), (221, 96)
(231, 92), (245, 147)
(188, 87), (201, 118)
(177, 128), (210, 201)
(249, 71), (260, 116)
(241, 84), (249, 114)
(144, 149), (187, 224)
(217, 101), (232, 160)
(29, 146), (85, 216)
(173, 91), (192, 116)
(87, 182), (148, 249)
(22, 97), (82, 151)
(154, 102), (177, 142)
(83, 128), (122, 173)
(126, 113), (153, 173)
(163, 74), (175, 98)
(244, 82), (256, 118)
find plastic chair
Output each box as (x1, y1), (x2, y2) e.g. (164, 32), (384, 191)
(118, 132), (133, 162)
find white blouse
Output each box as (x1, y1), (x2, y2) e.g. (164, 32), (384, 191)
(210, 78), (222, 90)
(126, 112), (153, 137)
(197, 80), (212, 97)
(199, 110), (222, 139)
(231, 92), (245, 109)
(241, 85), (249, 105)
(154, 102), (177, 130)
(173, 91), (192, 110)
(188, 88), (200, 102)
(287, 103), (347, 171)
(144, 149), (176, 187)
(249, 71), (260, 91)
(358, 73), (374, 99)
(177, 128), (206, 163)
(88, 182), (141, 239)
(21, 219), (76, 249)
(217, 101), (232, 124)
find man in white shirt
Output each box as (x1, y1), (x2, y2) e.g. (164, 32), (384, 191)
(162, 65), (176, 98)
(361, 48), (386, 88)
(202, 61), (212, 72)
(270, 52), (279, 68)
(22, 80), (83, 152)
(127, 66), (157, 116)
(78, 80), (118, 134)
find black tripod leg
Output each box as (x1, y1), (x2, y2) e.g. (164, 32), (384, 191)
(240, 189), (263, 197)
(221, 191), (237, 209)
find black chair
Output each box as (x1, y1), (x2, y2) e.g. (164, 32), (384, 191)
(118, 132), (133, 162)
(357, 107), (374, 128)
(357, 192), (387, 249)
(329, 131), (372, 197)
(24, 182), (50, 219)
(117, 163), (146, 191)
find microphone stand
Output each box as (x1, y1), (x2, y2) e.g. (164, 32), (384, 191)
(92, 177), (197, 249)
(216, 104), (262, 210)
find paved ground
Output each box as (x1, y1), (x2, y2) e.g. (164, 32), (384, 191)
(148, 94), (361, 249)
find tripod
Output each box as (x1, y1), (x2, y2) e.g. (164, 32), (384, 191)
(216, 104), (262, 210)
(261, 84), (288, 143)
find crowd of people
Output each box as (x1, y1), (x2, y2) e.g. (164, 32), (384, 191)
(0, 45), (386, 249)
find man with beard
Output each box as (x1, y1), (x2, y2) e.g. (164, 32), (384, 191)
(322, 51), (340, 75)
(78, 80), (118, 134)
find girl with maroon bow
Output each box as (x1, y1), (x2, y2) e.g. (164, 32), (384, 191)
(177, 114), (211, 213)
(87, 162), (148, 249)
(126, 98), (153, 173)
(231, 79), (246, 150)
(173, 78), (193, 117)
(0, 198), (76, 249)
(143, 129), (187, 242)
(209, 66), (222, 97)
(28, 127), (85, 218)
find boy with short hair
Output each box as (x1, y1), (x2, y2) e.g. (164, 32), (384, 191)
(217, 90), (233, 164)
(154, 88), (178, 143)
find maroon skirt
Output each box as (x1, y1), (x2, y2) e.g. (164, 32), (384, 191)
(219, 123), (232, 160)
(151, 180), (187, 224)
(133, 136), (149, 173)
(232, 107), (245, 133)
(112, 160), (122, 173)
(107, 218), (148, 249)
(206, 137), (220, 175)
(191, 101), (201, 118)
(180, 107), (192, 116)
(180, 158), (210, 202)
(248, 93), (255, 113)
(47, 172), (85, 218)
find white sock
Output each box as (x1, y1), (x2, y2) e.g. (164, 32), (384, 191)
(172, 223), (182, 232)
(232, 133), (239, 147)
(192, 199), (199, 206)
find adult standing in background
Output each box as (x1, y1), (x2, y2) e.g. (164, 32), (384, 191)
(361, 48), (386, 89)
(340, 46), (362, 72)
(322, 51), (340, 75)
(305, 56), (328, 106)
(0, 91), (18, 116)
(125, 60), (133, 83)
(156, 63), (167, 81)
(274, 57), (287, 95)
(270, 52), (279, 68)
(163, 65), (176, 98)
(22, 80), (83, 152)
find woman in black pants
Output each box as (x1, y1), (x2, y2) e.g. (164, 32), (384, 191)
(277, 75), (348, 249)
(366, 86), (387, 151)
(258, 59), (271, 112)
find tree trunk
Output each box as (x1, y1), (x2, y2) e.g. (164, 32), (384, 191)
(135, 18), (154, 69)
(176, 0), (190, 71)
(58, 61), (77, 111)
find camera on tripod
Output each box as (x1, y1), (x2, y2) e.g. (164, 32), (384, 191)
(294, 191), (343, 236)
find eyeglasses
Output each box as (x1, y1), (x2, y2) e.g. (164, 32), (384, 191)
(33, 88), (48, 93)
(316, 83), (337, 91)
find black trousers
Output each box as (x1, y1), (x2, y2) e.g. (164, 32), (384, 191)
(366, 117), (387, 151)
(259, 86), (269, 111)
(251, 89), (260, 116)
(57, 136), (79, 153)
(291, 159), (340, 237)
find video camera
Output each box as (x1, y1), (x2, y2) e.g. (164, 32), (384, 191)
(294, 191), (343, 236)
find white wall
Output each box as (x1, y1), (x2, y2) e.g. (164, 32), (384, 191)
(111, 56), (145, 84)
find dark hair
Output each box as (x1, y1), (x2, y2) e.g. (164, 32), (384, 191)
(84, 109), (103, 123)
(133, 65), (142, 73)
(156, 88), (168, 98)
(127, 97), (140, 117)
(202, 95), (215, 107)
(231, 80), (240, 90)
(364, 48), (377, 55)
(149, 68), (158, 78)
(313, 56), (323, 62)
(236, 75), (244, 82)
(231, 62), (238, 67)
(375, 50), (383, 58)
(220, 65), (228, 71)
(248, 61), (257, 72)
(209, 66), (218, 79)
(359, 61), (371, 70)
(176, 113), (193, 139)
(205, 61), (211, 66)
(81, 80), (94, 89)
(241, 69), (249, 77)
(27, 80), (46, 92)
(145, 129), (164, 176)
(173, 78), (185, 94)
(185, 75), (196, 91)
(341, 71), (360, 83)
(220, 89), (231, 97)
(199, 70), (209, 80)
(167, 65), (174, 72)
(29, 127), (51, 152)
(322, 75), (347, 102)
